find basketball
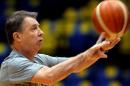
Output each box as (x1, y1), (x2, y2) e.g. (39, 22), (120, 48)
(92, 0), (128, 40)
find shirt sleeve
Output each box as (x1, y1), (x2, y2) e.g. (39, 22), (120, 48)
(38, 54), (69, 67)
(7, 57), (43, 83)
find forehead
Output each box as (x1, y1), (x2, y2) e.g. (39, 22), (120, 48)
(22, 17), (39, 26)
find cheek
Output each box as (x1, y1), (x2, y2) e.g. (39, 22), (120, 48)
(22, 38), (36, 47)
(22, 32), (38, 44)
(29, 35), (38, 44)
(28, 37), (37, 43)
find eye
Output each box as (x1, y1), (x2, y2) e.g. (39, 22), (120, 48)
(31, 24), (40, 31)
(31, 26), (37, 31)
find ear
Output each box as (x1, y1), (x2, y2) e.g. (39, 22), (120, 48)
(13, 32), (22, 42)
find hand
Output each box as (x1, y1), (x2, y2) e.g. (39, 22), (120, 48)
(87, 32), (120, 59)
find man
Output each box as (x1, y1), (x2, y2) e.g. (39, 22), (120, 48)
(0, 10), (120, 86)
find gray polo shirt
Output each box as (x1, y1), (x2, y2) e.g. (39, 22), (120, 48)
(0, 50), (68, 86)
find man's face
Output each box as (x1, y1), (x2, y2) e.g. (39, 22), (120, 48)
(19, 17), (44, 51)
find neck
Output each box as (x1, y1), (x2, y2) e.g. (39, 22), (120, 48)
(12, 44), (37, 60)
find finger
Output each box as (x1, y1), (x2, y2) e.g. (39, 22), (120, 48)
(96, 32), (106, 44)
(109, 38), (120, 48)
(99, 38), (120, 51)
(96, 50), (108, 58)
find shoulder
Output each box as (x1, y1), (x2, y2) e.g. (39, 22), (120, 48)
(0, 55), (35, 78)
(5, 56), (43, 77)
(6, 56), (32, 71)
(1, 55), (29, 67)
(3, 50), (33, 68)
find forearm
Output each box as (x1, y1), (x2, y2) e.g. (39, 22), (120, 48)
(72, 51), (99, 73)
(43, 54), (87, 84)
(43, 50), (99, 84)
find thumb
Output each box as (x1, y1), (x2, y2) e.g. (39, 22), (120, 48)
(100, 53), (107, 58)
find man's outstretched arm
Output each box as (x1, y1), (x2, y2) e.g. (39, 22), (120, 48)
(32, 33), (120, 85)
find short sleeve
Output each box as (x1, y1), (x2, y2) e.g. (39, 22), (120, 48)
(7, 57), (43, 83)
(38, 54), (69, 67)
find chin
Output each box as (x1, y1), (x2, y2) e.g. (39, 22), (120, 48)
(35, 43), (42, 51)
(37, 46), (42, 51)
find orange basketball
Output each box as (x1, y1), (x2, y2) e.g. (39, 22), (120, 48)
(92, 0), (128, 40)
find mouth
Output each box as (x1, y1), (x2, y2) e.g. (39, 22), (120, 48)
(39, 39), (43, 42)
(39, 38), (43, 42)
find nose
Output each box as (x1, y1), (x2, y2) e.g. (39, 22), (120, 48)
(38, 28), (44, 36)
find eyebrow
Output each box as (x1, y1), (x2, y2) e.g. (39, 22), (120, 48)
(32, 23), (40, 27)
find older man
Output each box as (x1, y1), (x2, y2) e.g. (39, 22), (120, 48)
(0, 10), (120, 86)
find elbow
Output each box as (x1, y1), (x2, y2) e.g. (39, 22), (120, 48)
(32, 72), (56, 85)
(42, 74), (57, 85)
(38, 78), (55, 85)
(43, 80), (53, 85)
(73, 70), (81, 73)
